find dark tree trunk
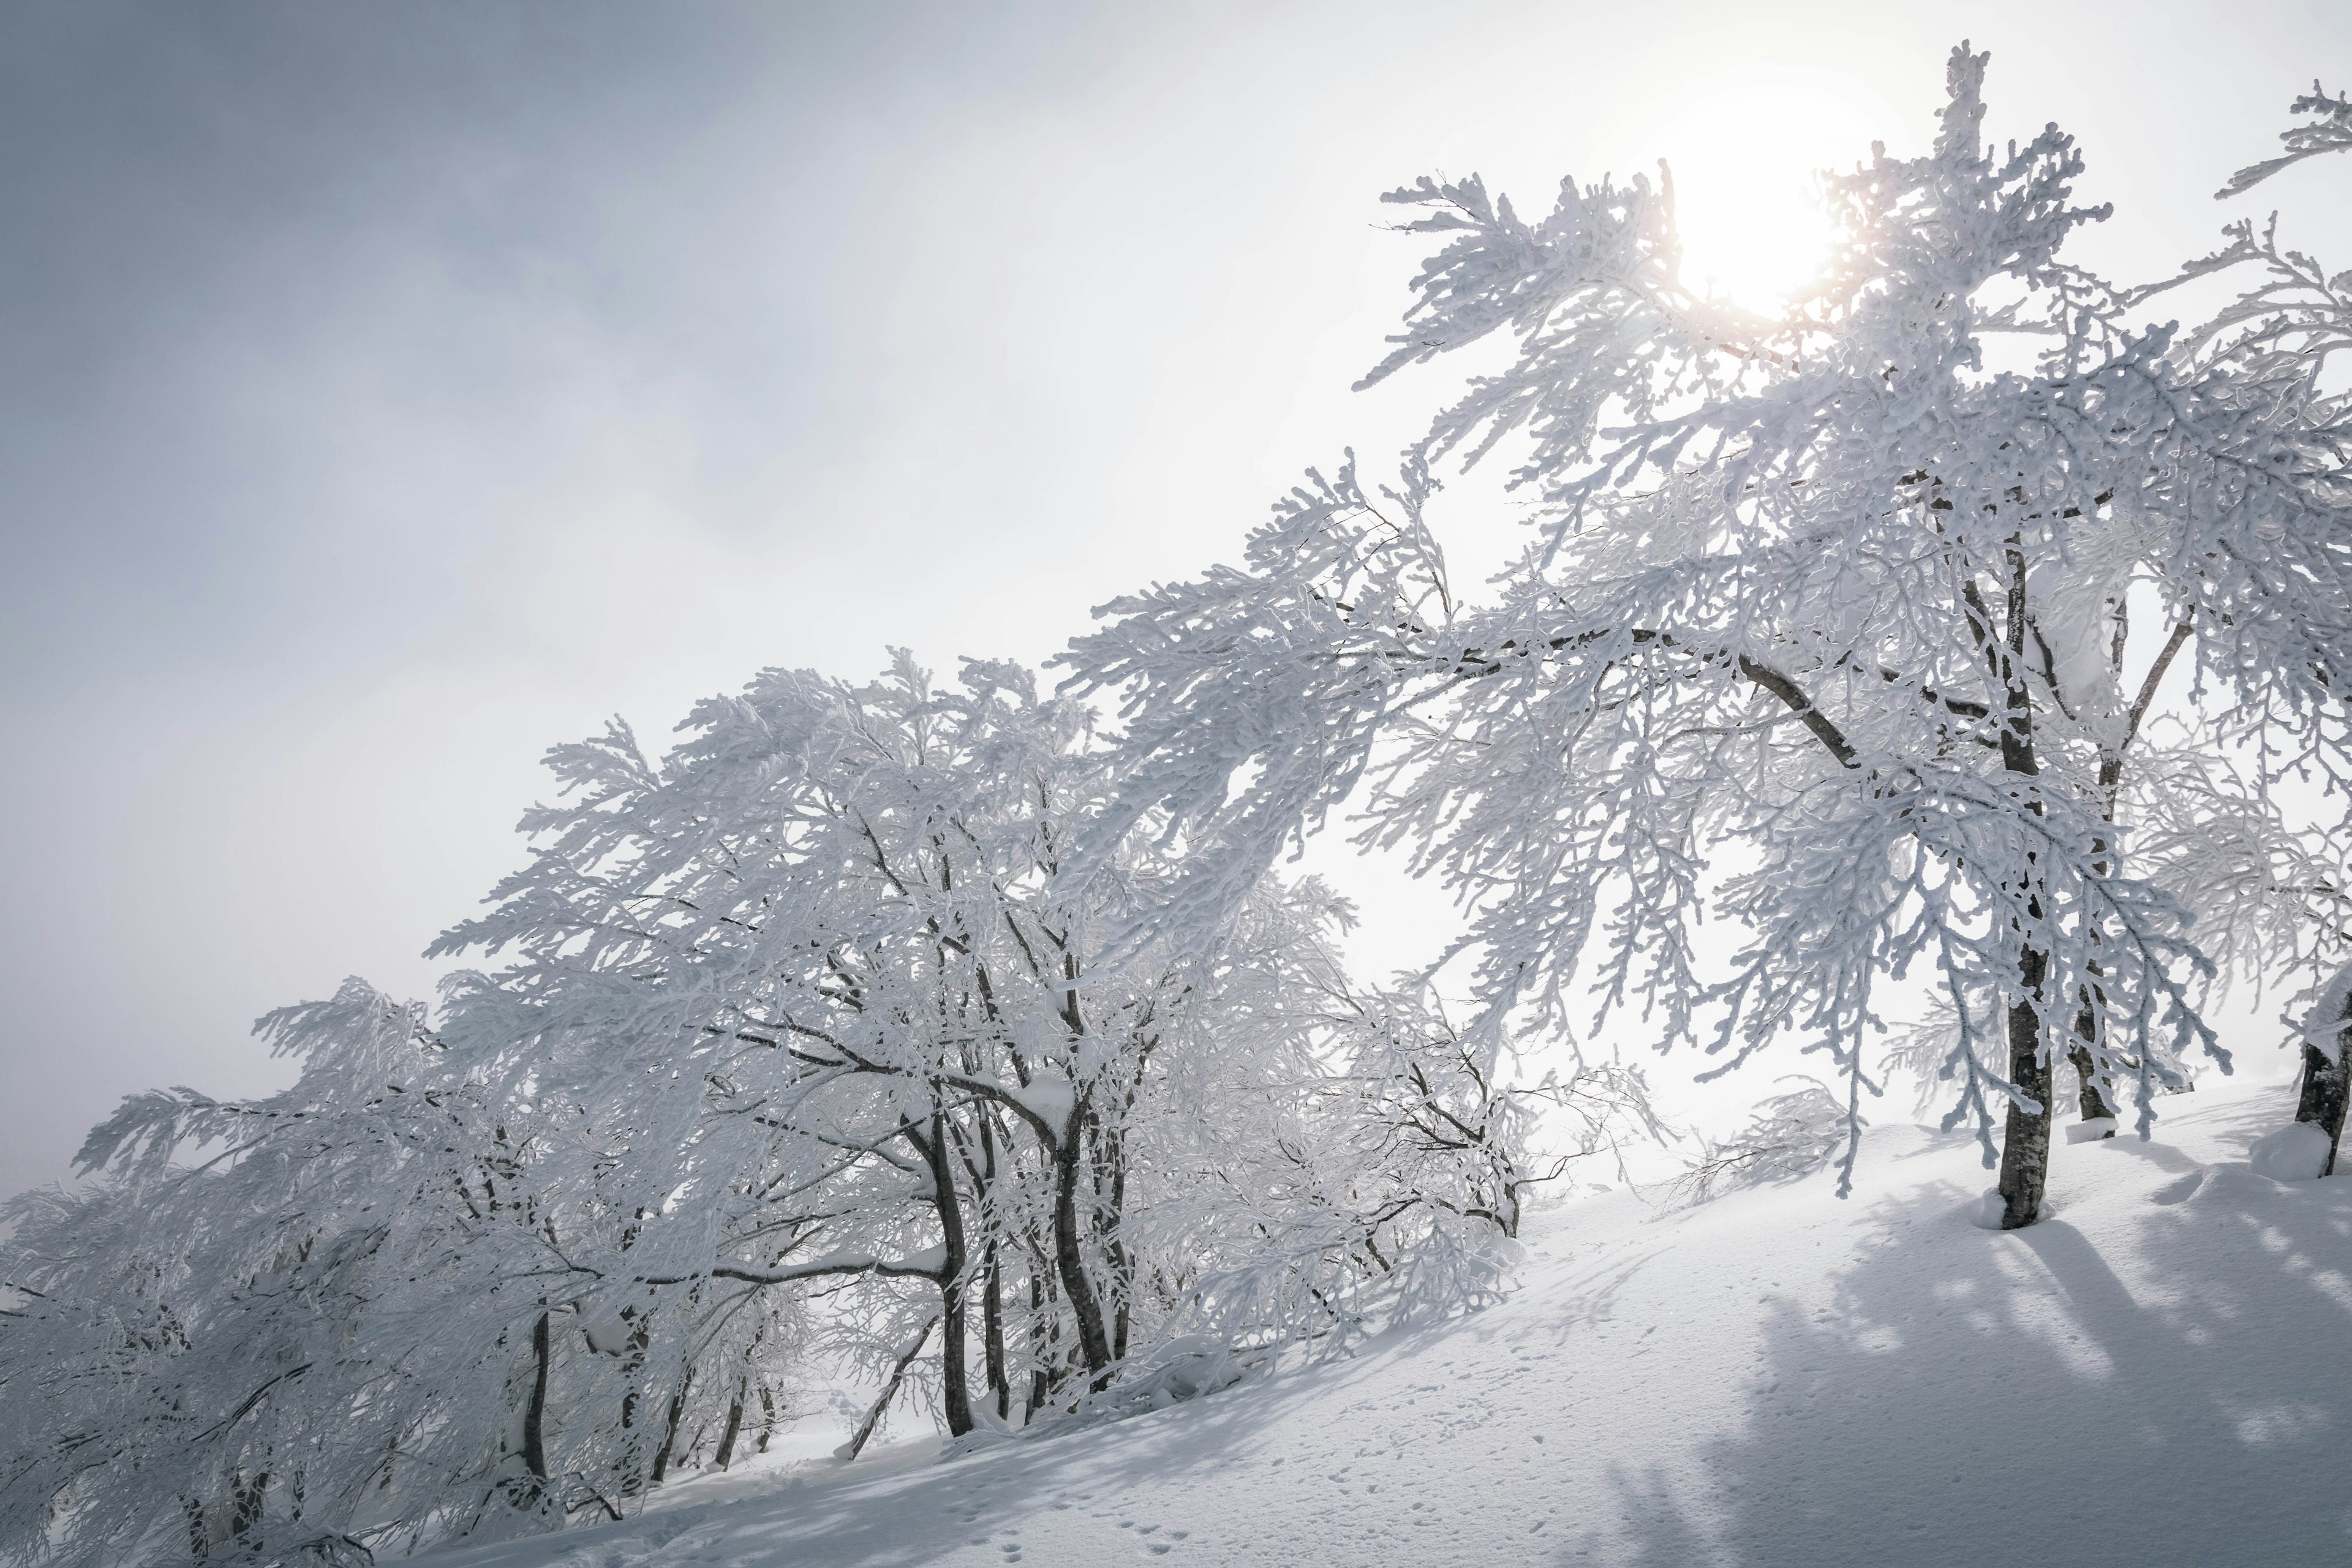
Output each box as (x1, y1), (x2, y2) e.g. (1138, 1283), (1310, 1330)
(982, 1242), (1010, 1420)
(1998, 946), (2052, 1229)
(1095, 1112), (1135, 1362)
(617, 1313), (649, 1433)
(972, 1109), (1011, 1421)
(2066, 1039), (2112, 1126)
(616, 1313), (652, 1494)
(1050, 1128), (1115, 1379)
(843, 1317), (935, 1462)
(649, 1366), (693, 1485)
(1025, 1258), (1052, 1419)
(908, 1114), (974, 1436)
(2295, 1018), (2352, 1177)
(938, 1270), (972, 1438)
(1988, 553), (2056, 1229)
(713, 1379), (747, 1471)
(231, 1472), (268, 1548)
(522, 1310), (552, 1484)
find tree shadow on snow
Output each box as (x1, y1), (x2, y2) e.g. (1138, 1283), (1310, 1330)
(1577, 1131), (2352, 1568)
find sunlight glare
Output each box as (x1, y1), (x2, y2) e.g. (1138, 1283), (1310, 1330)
(1615, 64), (1915, 315)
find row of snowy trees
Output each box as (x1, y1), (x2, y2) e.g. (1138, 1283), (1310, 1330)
(0, 658), (1634, 1565)
(5, 41), (2352, 1567)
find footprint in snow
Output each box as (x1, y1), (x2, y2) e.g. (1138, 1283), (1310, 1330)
(1114, 1522), (1185, 1553)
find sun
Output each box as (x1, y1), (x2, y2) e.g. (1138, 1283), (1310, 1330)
(1613, 63), (1916, 315)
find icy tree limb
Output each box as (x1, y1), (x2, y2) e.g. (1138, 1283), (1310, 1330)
(839, 1315), (938, 1463)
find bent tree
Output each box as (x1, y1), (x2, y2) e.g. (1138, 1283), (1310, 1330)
(1065, 49), (2352, 1227)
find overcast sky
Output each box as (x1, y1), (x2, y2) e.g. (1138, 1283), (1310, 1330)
(5, 0), (2348, 1196)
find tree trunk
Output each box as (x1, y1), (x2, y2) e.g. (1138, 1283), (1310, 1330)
(522, 1310), (552, 1485)
(1050, 1131), (1115, 1379)
(973, 1110), (1011, 1421)
(713, 1379), (746, 1471)
(1989, 554), (2056, 1228)
(1025, 1258), (1052, 1419)
(2065, 1039), (2112, 1126)
(1096, 1112), (1134, 1362)
(231, 1471), (268, 1548)
(2295, 1022), (2352, 1177)
(617, 1312), (649, 1437)
(938, 1276), (973, 1438)
(1998, 946), (2052, 1229)
(982, 1242), (1010, 1421)
(909, 1114), (974, 1436)
(649, 1365), (693, 1485)
(843, 1317), (935, 1462)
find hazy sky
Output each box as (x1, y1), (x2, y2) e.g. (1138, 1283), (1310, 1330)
(6, 0), (2350, 1196)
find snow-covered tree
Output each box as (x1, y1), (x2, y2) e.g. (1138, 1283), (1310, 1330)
(2, 656), (1566, 1564)
(1063, 48), (2352, 1227)
(0, 982), (658, 1564)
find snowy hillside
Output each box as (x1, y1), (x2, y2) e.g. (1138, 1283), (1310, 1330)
(417, 1076), (2351, 1568)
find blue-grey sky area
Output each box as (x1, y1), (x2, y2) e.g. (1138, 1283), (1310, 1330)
(5, 1), (2350, 1197)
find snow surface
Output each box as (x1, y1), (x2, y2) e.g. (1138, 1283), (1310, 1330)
(420, 1077), (2352, 1567)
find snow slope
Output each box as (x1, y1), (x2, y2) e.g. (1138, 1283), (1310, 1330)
(421, 1078), (2352, 1567)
